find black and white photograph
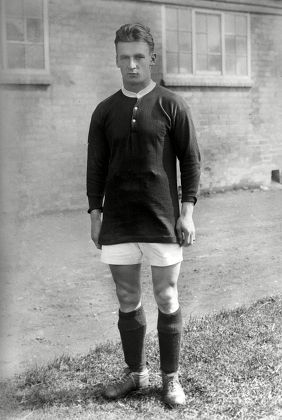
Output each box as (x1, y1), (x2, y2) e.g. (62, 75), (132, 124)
(1, 0), (282, 419)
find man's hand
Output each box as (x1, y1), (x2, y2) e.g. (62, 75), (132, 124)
(176, 202), (196, 247)
(90, 209), (102, 249)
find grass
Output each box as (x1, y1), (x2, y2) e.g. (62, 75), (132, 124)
(1, 296), (282, 419)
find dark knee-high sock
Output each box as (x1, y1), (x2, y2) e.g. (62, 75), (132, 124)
(118, 305), (147, 372)
(157, 307), (183, 374)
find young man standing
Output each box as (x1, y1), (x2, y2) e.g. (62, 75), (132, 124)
(87, 23), (201, 406)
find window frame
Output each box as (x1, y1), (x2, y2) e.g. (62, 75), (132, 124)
(162, 5), (252, 87)
(0, 0), (50, 85)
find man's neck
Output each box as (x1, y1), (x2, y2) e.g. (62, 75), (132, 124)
(122, 80), (156, 99)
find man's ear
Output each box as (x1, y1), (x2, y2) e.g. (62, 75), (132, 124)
(150, 53), (157, 66)
(116, 55), (120, 68)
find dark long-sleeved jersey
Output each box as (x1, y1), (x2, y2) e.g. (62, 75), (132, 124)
(87, 85), (201, 245)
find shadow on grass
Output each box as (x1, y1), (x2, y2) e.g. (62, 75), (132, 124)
(14, 378), (163, 409)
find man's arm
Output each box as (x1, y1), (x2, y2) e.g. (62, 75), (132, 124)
(87, 107), (109, 212)
(171, 98), (201, 246)
(87, 106), (109, 248)
(173, 102), (201, 204)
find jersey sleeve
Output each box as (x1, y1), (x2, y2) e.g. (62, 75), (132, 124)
(171, 99), (201, 204)
(86, 104), (109, 211)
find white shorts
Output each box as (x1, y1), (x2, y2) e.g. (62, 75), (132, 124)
(101, 242), (183, 267)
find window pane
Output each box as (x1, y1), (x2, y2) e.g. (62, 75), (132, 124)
(5, 0), (24, 16)
(236, 15), (247, 35)
(208, 15), (220, 34)
(179, 53), (192, 74)
(166, 30), (178, 52)
(197, 54), (208, 71)
(225, 14), (235, 34)
(166, 52), (178, 73)
(178, 8), (191, 31)
(236, 56), (247, 75)
(179, 31), (191, 52)
(236, 36), (247, 55)
(225, 35), (236, 55)
(27, 18), (43, 42)
(26, 43), (44, 68)
(226, 54), (236, 74)
(208, 54), (221, 71)
(196, 33), (207, 53)
(24, 0), (43, 17)
(208, 15), (221, 53)
(196, 14), (206, 33)
(7, 43), (25, 68)
(6, 18), (24, 41)
(166, 8), (178, 30)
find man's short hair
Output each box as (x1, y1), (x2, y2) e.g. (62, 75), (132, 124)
(114, 23), (154, 52)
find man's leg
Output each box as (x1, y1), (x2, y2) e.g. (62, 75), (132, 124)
(103, 264), (148, 399)
(110, 264), (146, 372)
(152, 263), (186, 405)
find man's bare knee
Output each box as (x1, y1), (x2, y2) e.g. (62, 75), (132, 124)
(109, 264), (142, 312)
(154, 286), (179, 314)
(116, 286), (141, 311)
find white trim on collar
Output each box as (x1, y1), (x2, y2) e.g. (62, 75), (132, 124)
(122, 81), (156, 99)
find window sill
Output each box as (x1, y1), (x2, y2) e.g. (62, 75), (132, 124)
(0, 71), (52, 85)
(162, 75), (253, 88)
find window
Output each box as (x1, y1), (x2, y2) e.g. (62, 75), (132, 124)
(0, 0), (50, 84)
(163, 6), (251, 86)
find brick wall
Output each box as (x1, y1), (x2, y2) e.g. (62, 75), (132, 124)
(193, 12), (282, 192)
(1, 0), (282, 218)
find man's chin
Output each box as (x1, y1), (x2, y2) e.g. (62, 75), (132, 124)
(127, 74), (139, 80)
(123, 77), (149, 92)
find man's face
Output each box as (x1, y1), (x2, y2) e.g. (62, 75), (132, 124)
(116, 41), (156, 92)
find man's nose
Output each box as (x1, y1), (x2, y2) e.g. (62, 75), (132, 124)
(128, 58), (137, 69)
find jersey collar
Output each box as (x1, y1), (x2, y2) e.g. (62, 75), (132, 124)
(121, 80), (156, 99)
